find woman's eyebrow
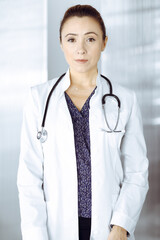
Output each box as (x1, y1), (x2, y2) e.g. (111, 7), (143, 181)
(65, 33), (77, 37)
(85, 32), (98, 36)
(65, 32), (98, 37)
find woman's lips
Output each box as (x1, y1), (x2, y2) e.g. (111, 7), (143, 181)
(75, 59), (88, 63)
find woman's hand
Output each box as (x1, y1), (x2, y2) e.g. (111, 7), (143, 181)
(107, 225), (127, 240)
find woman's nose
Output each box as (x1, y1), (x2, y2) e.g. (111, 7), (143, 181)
(76, 40), (86, 55)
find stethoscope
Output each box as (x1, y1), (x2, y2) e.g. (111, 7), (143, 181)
(37, 73), (121, 143)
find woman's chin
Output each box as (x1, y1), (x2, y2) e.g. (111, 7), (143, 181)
(70, 64), (97, 74)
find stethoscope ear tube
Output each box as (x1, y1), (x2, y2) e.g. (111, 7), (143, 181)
(102, 105), (121, 133)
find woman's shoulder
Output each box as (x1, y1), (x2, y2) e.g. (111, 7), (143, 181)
(101, 76), (135, 99)
(101, 76), (137, 112)
(31, 77), (59, 94)
(27, 77), (60, 108)
(112, 82), (139, 115)
(29, 77), (59, 102)
(110, 78), (134, 93)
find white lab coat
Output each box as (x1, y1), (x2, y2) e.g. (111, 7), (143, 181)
(17, 68), (149, 240)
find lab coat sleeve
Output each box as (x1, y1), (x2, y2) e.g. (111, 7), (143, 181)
(17, 88), (48, 240)
(110, 91), (149, 236)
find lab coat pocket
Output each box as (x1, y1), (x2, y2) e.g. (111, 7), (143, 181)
(106, 130), (125, 149)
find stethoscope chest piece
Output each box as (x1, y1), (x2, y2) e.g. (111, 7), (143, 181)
(37, 128), (48, 143)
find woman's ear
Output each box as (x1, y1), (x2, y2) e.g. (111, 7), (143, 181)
(101, 36), (108, 51)
(60, 40), (63, 51)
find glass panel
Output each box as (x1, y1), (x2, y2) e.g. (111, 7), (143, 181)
(0, 1), (47, 239)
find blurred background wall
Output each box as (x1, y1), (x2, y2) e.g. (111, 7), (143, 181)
(100, 1), (160, 239)
(0, 0), (159, 239)
(0, 1), (47, 240)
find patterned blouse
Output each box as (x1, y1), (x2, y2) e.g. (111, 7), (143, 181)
(64, 87), (97, 218)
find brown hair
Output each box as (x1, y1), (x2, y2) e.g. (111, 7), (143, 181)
(59, 4), (106, 42)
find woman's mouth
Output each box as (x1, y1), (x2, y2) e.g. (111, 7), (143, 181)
(75, 59), (88, 63)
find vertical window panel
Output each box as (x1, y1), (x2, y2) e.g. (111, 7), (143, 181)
(0, 1), (47, 239)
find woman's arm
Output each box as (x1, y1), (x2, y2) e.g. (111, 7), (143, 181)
(108, 225), (127, 240)
(109, 91), (149, 237)
(17, 88), (48, 240)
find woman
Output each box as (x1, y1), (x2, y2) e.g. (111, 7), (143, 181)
(17, 4), (149, 240)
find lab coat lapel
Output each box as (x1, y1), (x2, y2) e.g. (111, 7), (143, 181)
(44, 68), (76, 165)
(42, 70), (79, 239)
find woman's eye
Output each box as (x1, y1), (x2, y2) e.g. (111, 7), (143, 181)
(87, 38), (96, 42)
(67, 38), (75, 42)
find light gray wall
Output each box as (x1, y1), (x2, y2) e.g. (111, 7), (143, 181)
(101, 1), (160, 239)
(0, 1), (47, 239)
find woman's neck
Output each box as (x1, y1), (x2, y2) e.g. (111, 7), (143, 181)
(69, 67), (98, 89)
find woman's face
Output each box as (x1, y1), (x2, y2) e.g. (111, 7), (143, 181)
(60, 16), (108, 74)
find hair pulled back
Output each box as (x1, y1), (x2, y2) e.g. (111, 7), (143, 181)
(59, 4), (106, 42)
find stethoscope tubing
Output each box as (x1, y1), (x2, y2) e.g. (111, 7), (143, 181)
(37, 73), (121, 142)
(42, 73), (66, 128)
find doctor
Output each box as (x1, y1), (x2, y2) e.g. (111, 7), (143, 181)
(17, 4), (149, 240)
